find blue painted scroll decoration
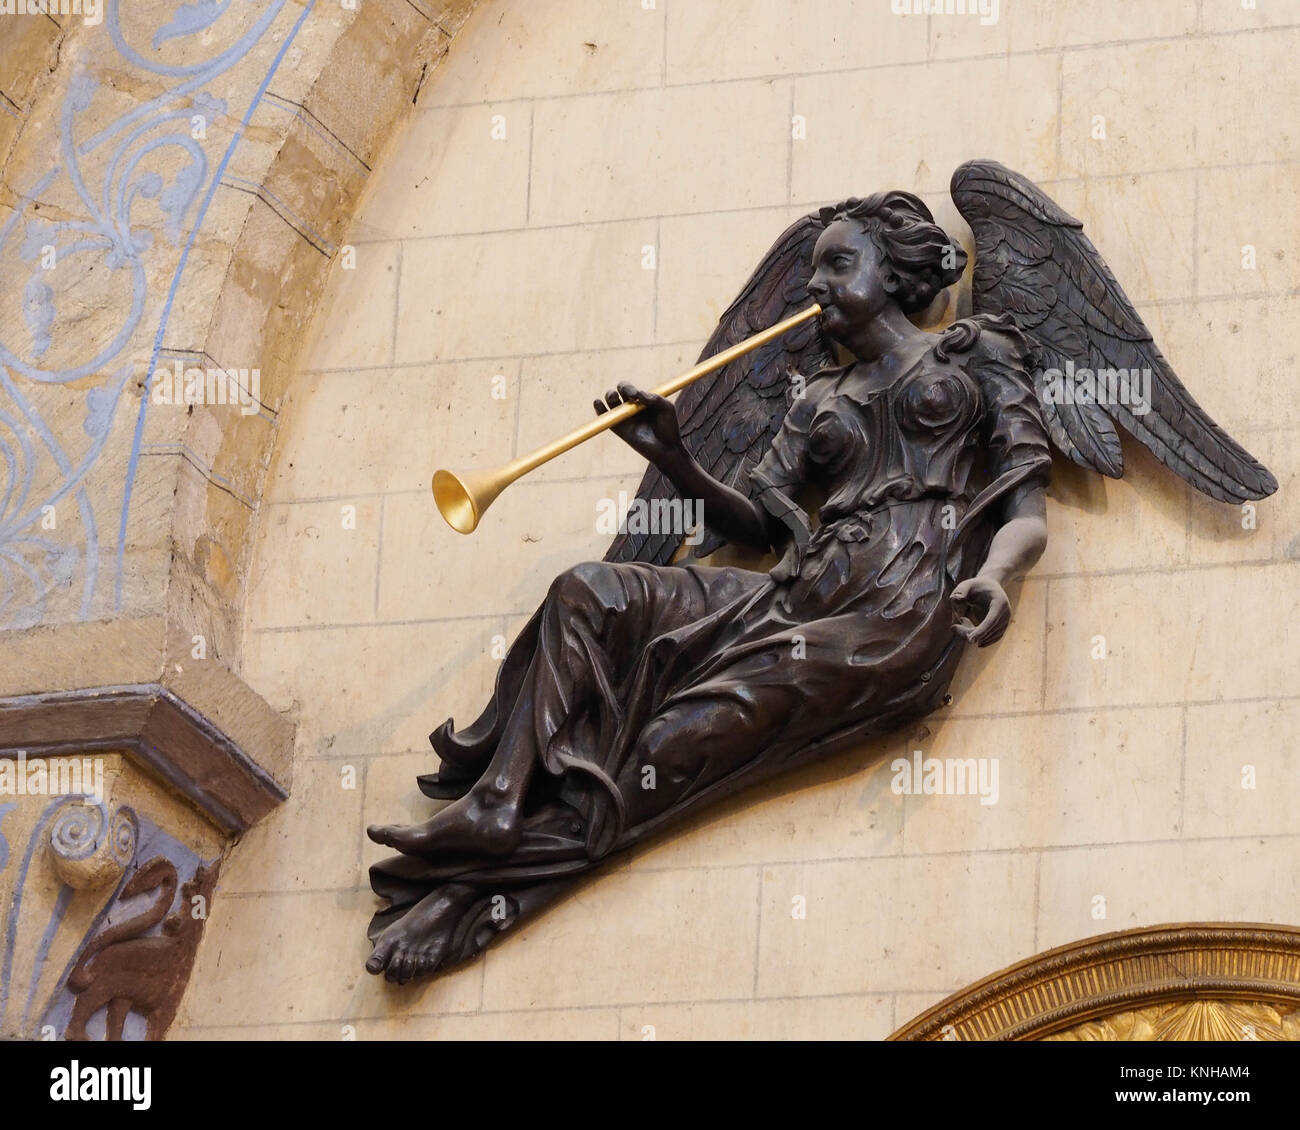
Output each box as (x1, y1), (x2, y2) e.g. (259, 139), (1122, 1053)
(0, 0), (315, 627)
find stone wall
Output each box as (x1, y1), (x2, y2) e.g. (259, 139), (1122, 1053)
(173, 0), (1299, 1039)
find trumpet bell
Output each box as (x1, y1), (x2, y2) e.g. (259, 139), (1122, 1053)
(433, 468), (498, 535)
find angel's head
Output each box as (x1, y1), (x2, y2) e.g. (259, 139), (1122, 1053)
(809, 192), (967, 340)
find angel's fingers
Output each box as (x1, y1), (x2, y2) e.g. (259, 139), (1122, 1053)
(972, 611), (1011, 647)
(605, 388), (622, 407)
(594, 399), (608, 415)
(967, 619), (995, 645)
(616, 381), (649, 404)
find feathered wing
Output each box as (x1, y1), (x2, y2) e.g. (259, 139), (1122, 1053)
(951, 159), (1277, 503)
(605, 213), (835, 564)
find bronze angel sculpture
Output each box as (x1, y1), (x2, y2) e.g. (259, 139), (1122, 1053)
(364, 160), (1276, 983)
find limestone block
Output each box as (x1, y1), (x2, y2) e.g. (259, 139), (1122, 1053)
(350, 104), (530, 240)
(246, 497), (382, 629)
(178, 886), (481, 1026)
(243, 616), (503, 760)
(420, 0), (665, 107)
(481, 865), (760, 1010)
(791, 53), (1061, 203)
(1155, 298), (1300, 433)
(1197, 163), (1300, 297)
(358, 1008), (619, 1040)
(1194, 30), (1300, 167)
(299, 3), (441, 168)
(1183, 699), (1300, 839)
(669, 0), (929, 83)
(1059, 39), (1200, 179)
(1045, 563), (1300, 708)
(217, 756), (363, 894)
(395, 221), (658, 362)
(529, 80), (792, 226)
(930, 0), (1200, 58)
(899, 707), (1184, 854)
(266, 359), (515, 500)
(298, 239), (401, 372)
(756, 853), (1037, 996)
(1037, 442), (1190, 576)
(621, 729), (905, 870)
(1036, 837), (1300, 952)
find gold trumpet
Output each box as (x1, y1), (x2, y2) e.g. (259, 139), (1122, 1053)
(432, 303), (823, 533)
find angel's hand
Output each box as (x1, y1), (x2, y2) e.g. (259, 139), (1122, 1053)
(595, 382), (687, 468)
(951, 576), (1011, 647)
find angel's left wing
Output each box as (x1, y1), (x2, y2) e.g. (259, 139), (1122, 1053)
(604, 213), (835, 565)
(952, 159), (1277, 503)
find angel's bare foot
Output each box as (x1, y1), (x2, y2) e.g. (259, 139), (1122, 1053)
(367, 782), (522, 857)
(366, 887), (473, 983)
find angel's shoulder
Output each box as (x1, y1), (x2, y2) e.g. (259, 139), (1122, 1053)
(787, 360), (849, 410)
(932, 312), (1034, 371)
(804, 359), (852, 385)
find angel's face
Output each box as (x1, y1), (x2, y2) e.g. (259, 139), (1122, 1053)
(808, 220), (893, 339)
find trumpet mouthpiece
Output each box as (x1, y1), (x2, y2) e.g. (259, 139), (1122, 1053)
(432, 469), (480, 534)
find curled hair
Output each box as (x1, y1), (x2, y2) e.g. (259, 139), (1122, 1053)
(818, 192), (967, 314)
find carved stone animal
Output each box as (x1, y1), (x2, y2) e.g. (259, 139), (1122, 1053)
(65, 857), (219, 1041)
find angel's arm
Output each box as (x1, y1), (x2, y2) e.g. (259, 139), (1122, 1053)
(951, 479), (1048, 648)
(974, 479), (1048, 589)
(658, 447), (778, 551)
(596, 382), (777, 552)
(952, 324), (1053, 646)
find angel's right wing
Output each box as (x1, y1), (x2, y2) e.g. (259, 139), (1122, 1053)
(604, 213), (835, 565)
(951, 159), (1276, 503)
